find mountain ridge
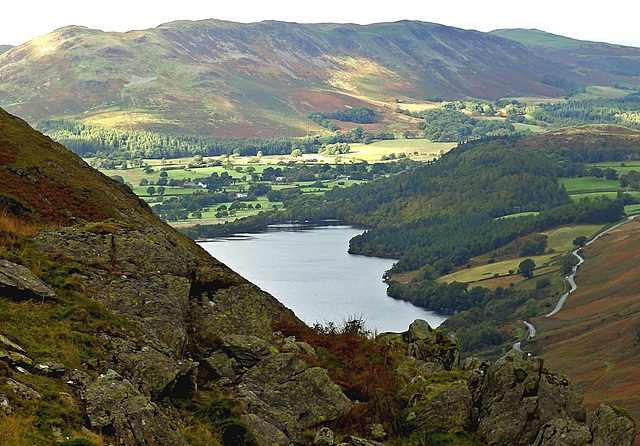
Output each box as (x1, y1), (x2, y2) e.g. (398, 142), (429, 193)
(1, 19), (638, 137)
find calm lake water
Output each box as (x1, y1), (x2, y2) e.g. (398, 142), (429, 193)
(200, 225), (447, 334)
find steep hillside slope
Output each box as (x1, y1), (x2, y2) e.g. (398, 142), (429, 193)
(534, 217), (640, 444)
(0, 20), (632, 137)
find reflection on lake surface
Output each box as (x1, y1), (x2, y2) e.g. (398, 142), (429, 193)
(200, 225), (447, 334)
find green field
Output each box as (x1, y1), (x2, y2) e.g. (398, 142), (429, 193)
(569, 191), (640, 203)
(569, 86), (633, 101)
(438, 224), (604, 285)
(97, 140), (459, 226)
(559, 176), (620, 192)
(591, 161), (640, 174)
(497, 211), (540, 219)
(543, 225), (603, 252)
(439, 254), (558, 284)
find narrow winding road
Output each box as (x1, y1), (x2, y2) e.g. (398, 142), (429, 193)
(514, 215), (637, 350)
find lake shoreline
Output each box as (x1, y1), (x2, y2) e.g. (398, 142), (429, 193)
(200, 224), (447, 333)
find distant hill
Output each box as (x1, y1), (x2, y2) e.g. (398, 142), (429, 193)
(0, 45), (12, 55)
(1, 20), (638, 137)
(491, 28), (640, 78)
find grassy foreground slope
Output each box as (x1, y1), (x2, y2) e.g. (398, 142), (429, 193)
(533, 218), (640, 443)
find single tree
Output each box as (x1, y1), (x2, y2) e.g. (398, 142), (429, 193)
(572, 236), (588, 247)
(518, 258), (536, 279)
(560, 253), (579, 275)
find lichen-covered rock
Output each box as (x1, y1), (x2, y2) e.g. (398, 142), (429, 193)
(404, 378), (473, 433)
(590, 403), (636, 446)
(0, 393), (11, 413)
(35, 361), (66, 377)
(192, 282), (283, 342)
(64, 368), (93, 401)
(6, 378), (41, 400)
(239, 352), (352, 441)
(85, 369), (187, 446)
(0, 259), (56, 301)
(274, 333), (317, 357)
(477, 349), (588, 446)
(0, 349), (34, 370)
(101, 334), (197, 399)
(368, 423), (387, 442)
(402, 319), (460, 371)
(404, 319), (439, 344)
(533, 418), (592, 445)
(222, 334), (279, 369)
(0, 333), (26, 352)
(33, 220), (305, 444)
(314, 426), (335, 445)
(242, 413), (290, 446)
(202, 351), (238, 386)
(35, 223), (301, 355)
(396, 356), (449, 387)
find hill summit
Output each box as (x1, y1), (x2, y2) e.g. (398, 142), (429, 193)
(1, 20), (639, 137)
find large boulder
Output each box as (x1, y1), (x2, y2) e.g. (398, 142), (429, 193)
(101, 334), (198, 399)
(589, 403), (636, 446)
(0, 259), (56, 301)
(402, 377), (473, 433)
(35, 222), (300, 354)
(403, 319), (460, 371)
(85, 369), (187, 446)
(477, 349), (588, 445)
(238, 352), (353, 442)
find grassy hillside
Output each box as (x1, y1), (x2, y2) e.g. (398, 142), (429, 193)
(533, 217), (640, 444)
(0, 20), (636, 137)
(0, 108), (150, 227)
(492, 28), (640, 81)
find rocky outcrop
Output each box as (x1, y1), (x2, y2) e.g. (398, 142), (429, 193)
(85, 369), (187, 446)
(473, 349), (600, 446)
(212, 334), (353, 444)
(402, 378), (473, 434)
(0, 259), (56, 301)
(378, 320), (636, 446)
(590, 403), (636, 446)
(25, 220), (305, 444)
(35, 222), (297, 353)
(23, 219), (356, 445)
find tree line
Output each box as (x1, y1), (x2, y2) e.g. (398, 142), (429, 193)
(396, 108), (516, 142)
(34, 118), (394, 160)
(306, 107), (376, 131)
(515, 92), (640, 130)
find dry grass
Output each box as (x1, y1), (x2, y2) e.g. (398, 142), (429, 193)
(0, 213), (41, 260)
(0, 413), (35, 446)
(0, 213), (39, 237)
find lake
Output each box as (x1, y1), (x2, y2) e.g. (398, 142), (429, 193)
(200, 224), (447, 334)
